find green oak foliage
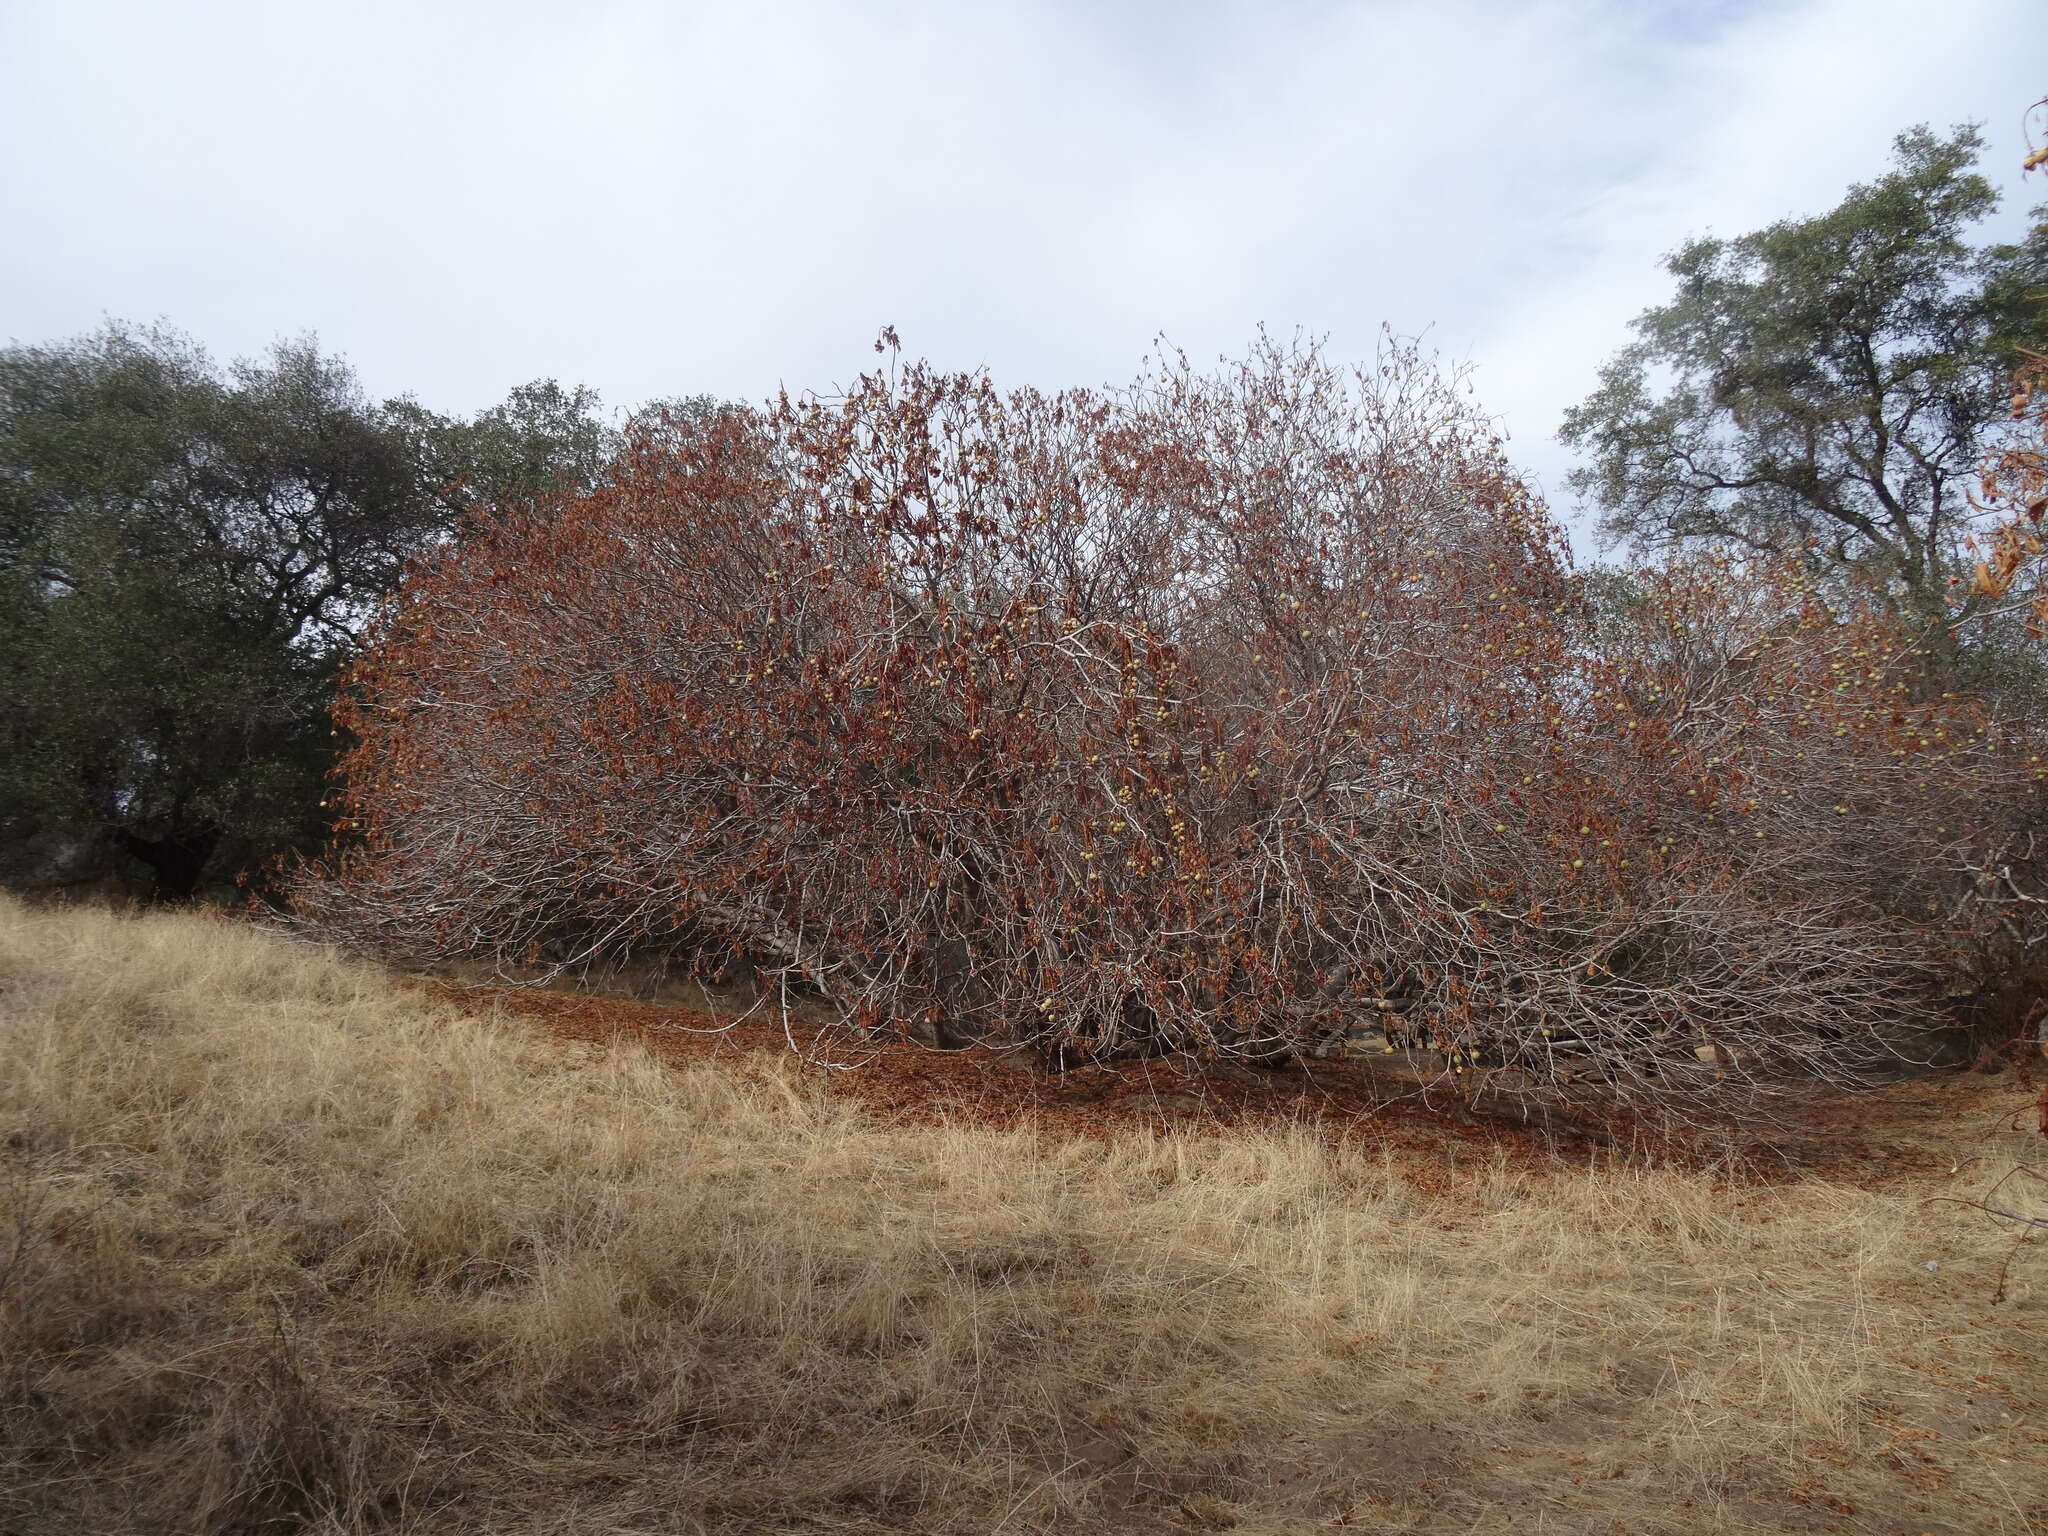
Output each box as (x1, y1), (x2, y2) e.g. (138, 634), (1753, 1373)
(0, 322), (621, 898)
(385, 377), (622, 520)
(1562, 125), (2048, 629)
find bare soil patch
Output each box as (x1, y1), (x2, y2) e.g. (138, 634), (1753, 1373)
(430, 974), (2026, 1187)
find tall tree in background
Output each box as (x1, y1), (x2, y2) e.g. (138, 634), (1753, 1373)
(0, 321), (621, 899)
(1562, 126), (2048, 638)
(386, 378), (623, 520)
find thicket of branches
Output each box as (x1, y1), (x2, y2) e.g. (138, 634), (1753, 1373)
(292, 335), (2046, 1107)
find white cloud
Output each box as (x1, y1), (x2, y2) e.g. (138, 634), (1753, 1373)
(1, 0), (2041, 553)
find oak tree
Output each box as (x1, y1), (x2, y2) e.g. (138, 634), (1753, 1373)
(0, 322), (618, 897)
(1563, 125), (2048, 634)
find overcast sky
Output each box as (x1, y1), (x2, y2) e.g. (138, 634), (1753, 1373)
(2, 0), (2043, 547)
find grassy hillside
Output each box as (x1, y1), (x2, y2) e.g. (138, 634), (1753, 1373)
(1, 894), (2043, 1534)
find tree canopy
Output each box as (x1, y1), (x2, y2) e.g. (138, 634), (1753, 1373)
(0, 321), (620, 898)
(1562, 125), (2048, 629)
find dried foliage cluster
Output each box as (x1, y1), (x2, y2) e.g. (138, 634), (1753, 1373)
(1971, 352), (2048, 638)
(293, 336), (2046, 1107)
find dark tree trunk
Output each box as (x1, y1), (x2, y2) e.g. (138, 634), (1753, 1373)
(117, 826), (221, 902)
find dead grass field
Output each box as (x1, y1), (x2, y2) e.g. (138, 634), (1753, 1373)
(3, 893), (2046, 1534)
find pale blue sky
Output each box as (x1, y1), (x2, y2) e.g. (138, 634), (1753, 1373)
(2, 0), (2042, 547)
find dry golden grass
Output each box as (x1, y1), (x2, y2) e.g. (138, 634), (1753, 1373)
(2, 893), (2045, 1534)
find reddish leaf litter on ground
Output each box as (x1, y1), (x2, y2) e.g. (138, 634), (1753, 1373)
(415, 976), (2041, 1191)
